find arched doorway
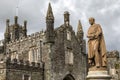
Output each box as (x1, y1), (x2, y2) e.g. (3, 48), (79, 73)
(63, 74), (75, 80)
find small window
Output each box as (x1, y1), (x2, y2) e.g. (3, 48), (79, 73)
(23, 75), (30, 80)
(10, 32), (12, 39)
(67, 30), (71, 41)
(65, 49), (74, 65)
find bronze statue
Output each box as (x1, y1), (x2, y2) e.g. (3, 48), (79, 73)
(87, 17), (107, 69)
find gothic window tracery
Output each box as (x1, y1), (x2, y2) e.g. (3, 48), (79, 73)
(28, 47), (40, 63)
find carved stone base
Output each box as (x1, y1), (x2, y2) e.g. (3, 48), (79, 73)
(86, 71), (111, 80)
(89, 66), (107, 71)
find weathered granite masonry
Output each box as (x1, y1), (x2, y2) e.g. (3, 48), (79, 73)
(0, 2), (119, 80)
(107, 50), (120, 80)
(0, 58), (43, 80)
(0, 3), (87, 80)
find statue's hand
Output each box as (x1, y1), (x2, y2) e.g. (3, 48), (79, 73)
(87, 34), (95, 39)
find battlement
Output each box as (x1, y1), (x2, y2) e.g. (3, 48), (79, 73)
(0, 57), (44, 72)
(6, 30), (45, 46)
(107, 50), (119, 58)
(27, 30), (45, 38)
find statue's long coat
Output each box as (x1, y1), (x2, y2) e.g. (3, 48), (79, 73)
(87, 24), (107, 66)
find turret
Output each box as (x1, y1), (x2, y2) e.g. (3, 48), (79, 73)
(77, 20), (84, 43)
(23, 20), (27, 37)
(4, 19), (10, 43)
(13, 16), (19, 40)
(64, 11), (70, 26)
(45, 3), (54, 43)
(14, 16), (18, 25)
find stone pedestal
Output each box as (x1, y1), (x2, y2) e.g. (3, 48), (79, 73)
(86, 71), (111, 80)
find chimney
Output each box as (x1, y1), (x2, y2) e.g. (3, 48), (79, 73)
(64, 11), (70, 26)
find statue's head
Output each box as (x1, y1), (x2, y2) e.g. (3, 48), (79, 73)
(89, 17), (95, 25)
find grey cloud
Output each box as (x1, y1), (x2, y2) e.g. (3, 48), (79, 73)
(0, 0), (120, 51)
(70, 0), (120, 51)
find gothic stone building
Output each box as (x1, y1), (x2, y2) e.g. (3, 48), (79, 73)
(107, 50), (120, 80)
(0, 3), (87, 80)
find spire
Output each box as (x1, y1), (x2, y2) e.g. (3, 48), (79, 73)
(45, 3), (54, 43)
(5, 19), (10, 43)
(77, 20), (84, 42)
(46, 3), (54, 20)
(23, 20), (27, 29)
(77, 20), (83, 33)
(14, 16), (18, 24)
(23, 20), (27, 37)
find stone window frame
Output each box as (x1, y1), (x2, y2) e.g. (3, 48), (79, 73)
(67, 30), (71, 41)
(29, 47), (40, 63)
(65, 49), (74, 65)
(28, 48), (35, 62)
(11, 51), (18, 60)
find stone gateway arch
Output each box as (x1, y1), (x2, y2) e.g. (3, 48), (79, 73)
(63, 74), (75, 80)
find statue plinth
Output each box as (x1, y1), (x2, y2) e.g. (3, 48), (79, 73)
(86, 70), (111, 80)
(86, 64), (111, 80)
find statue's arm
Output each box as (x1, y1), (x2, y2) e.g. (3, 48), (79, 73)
(95, 24), (102, 38)
(87, 33), (95, 39)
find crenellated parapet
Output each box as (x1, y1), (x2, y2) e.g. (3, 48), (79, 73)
(107, 50), (119, 58)
(6, 30), (45, 47)
(4, 16), (28, 42)
(0, 57), (44, 72)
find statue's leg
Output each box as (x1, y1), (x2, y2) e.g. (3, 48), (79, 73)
(102, 54), (107, 67)
(88, 40), (95, 66)
(94, 41), (100, 68)
(95, 51), (100, 67)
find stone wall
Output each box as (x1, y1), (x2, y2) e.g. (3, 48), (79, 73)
(0, 58), (44, 80)
(5, 31), (45, 62)
(107, 50), (120, 80)
(6, 70), (43, 80)
(47, 25), (87, 80)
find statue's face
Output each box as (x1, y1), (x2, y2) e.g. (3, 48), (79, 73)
(89, 18), (95, 25)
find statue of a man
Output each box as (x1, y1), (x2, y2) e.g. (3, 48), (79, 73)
(87, 17), (107, 69)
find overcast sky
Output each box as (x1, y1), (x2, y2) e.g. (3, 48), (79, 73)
(0, 0), (120, 51)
